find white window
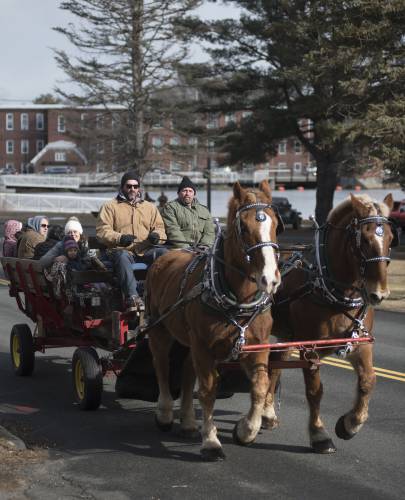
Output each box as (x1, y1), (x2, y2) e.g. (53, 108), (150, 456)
(5, 162), (14, 170)
(6, 140), (14, 154)
(6, 113), (14, 130)
(96, 114), (103, 129)
(36, 113), (44, 130)
(170, 136), (180, 146)
(294, 162), (302, 172)
(36, 140), (44, 153)
(152, 119), (162, 129)
(152, 136), (164, 152)
(294, 140), (302, 154)
(224, 113), (236, 125)
(57, 115), (66, 133)
(278, 141), (287, 154)
(97, 142), (104, 154)
(206, 113), (219, 129)
(21, 113), (29, 130)
(21, 140), (29, 154)
(170, 160), (182, 171)
(207, 139), (216, 151)
(188, 136), (198, 146)
(277, 162), (287, 170)
(55, 152), (66, 162)
(242, 111), (252, 119)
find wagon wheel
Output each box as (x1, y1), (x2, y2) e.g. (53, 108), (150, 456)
(72, 347), (103, 411)
(10, 324), (35, 376)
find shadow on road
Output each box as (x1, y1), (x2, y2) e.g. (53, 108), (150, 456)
(0, 350), (312, 462)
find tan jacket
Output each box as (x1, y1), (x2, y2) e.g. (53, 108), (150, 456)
(17, 229), (45, 259)
(96, 197), (166, 255)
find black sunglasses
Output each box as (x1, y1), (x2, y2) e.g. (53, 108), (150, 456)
(41, 224), (49, 228)
(125, 183), (139, 189)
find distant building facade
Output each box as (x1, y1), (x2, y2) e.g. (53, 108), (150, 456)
(0, 104), (314, 177)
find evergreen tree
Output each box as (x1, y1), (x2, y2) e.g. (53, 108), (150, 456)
(182, 0), (405, 222)
(53, 0), (201, 174)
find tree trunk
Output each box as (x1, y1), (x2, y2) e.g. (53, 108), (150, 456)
(131, 0), (145, 171)
(315, 158), (339, 225)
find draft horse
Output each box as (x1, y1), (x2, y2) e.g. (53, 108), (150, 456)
(145, 180), (283, 460)
(266, 193), (397, 453)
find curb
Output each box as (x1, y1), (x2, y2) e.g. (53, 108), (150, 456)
(0, 425), (27, 450)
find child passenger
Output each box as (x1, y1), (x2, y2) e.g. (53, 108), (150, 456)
(64, 237), (88, 272)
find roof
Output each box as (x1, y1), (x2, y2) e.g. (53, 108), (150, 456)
(30, 141), (87, 165)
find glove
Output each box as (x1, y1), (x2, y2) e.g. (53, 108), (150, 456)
(148, 231), (161, 245)
(120, 234), (136, 247)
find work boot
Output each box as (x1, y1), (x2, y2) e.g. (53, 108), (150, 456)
(126, 295), (145, 312)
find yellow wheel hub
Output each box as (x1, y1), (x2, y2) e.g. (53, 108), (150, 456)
(12, 335), (21, 368)
(74, 360), (85, 401)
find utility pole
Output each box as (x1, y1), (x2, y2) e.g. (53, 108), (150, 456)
(206, 156), (212, 212)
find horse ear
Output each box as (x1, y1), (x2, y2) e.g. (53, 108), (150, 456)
(383, 193), (394, 212)
(259, 180), (272, 200)
(350, 193), (369, 217)
(233, 181), (245, 201)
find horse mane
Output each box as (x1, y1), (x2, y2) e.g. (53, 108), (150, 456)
(327, 194), (390, 223)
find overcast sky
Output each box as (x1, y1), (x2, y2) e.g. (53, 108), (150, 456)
(0, 0), (238, 103)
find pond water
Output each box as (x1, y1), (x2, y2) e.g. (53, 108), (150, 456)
(76, 187), (405, 219)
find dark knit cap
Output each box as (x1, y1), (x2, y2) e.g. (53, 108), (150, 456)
(64, 237), (79, 251)
(120, 170), (141, 188)
(177, 176), (196, 194)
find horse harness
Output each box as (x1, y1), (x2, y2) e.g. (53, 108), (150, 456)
(276, 210), (398, 357)
(145, 202), (281, 360)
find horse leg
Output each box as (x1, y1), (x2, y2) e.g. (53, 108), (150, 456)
(303, 366), (337, 454)
(191, 345), (224, 461)
(179, 351), (199, 438)
(233, 351), (269, 445)
(335, 343), (376, 440)
(148, 327), (174, 431)
(262, 350), (290, 430)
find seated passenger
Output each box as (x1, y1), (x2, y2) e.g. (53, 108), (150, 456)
(64, 237), (90, 272)
(96, 170), (167, 311)
(2, 219), (23, 257)
(33, 224), (64, 260)
(39, 218), (88, 268)
(17, 216), (49, 258)
(160, 176), (215, 250)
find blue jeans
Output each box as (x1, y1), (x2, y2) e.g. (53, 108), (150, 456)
(108, 246), (168, 298)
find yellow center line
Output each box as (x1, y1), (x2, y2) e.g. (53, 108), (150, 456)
(290, 352), (405, 382)
(0, 278), (10, 286)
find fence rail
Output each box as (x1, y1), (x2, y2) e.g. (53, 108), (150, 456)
(0, 193), (108, 214)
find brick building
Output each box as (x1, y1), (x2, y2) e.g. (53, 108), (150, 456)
(0, 103), (314, 176)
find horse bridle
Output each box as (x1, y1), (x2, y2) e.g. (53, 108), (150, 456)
(235, 202), (281, 263)
(347, 215), (397, 273)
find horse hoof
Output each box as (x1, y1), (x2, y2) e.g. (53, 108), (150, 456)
(262, 417), (279, 431)
(154, 415), (173, 432)
(311, 438), (337, 454)
(179, 428), (200, 440)
(201, 447), (226, 462)
(232, 425), (255, 446)
(335, 415), (355, 440)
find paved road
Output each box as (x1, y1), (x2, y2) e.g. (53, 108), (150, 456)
(0, 285), (404, 499)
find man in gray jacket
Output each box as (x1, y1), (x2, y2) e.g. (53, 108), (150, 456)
(161, 176), (215, 249)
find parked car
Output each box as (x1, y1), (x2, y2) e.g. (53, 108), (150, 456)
(390, 199), (405, 229)
(272, 196), (302, 229)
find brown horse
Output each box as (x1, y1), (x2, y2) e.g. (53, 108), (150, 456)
(265, 193), (397, 453)
(145, 180), (282, 460)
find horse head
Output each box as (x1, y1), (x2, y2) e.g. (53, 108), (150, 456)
(226, 180), (282, 295)
(328, 193), (396, 305)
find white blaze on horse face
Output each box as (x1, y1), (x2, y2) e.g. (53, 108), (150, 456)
(259, 213), (281, 294)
